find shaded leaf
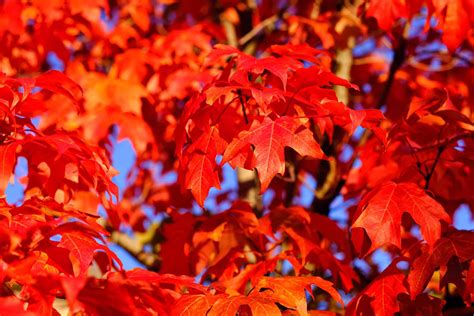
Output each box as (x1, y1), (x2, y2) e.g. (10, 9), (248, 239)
(352, 181), (451, 256)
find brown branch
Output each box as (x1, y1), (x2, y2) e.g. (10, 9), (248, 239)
(284, 151), (297, 207)
(238, 15), (279, 46)
(110, 230), (158, 270)
(378, 36), (407, 108)
(311, 26), (408, 215)
(237, 168), (262, 215)
(310, 1), (357, 215)
(220, 12), (238, 47)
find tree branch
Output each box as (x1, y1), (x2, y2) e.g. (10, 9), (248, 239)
(238, 15), (279, 46)
(311, 25), (407, 215)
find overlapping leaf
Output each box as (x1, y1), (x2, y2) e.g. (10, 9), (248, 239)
(223, 116), (326, 191)
(351, 181), (451, 256)
(408, 230), (474, 299)
(347, 262), (408, 316)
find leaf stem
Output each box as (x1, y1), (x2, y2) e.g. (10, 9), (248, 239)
(237, 89), (249, 124)
(424, 145), (444, 190)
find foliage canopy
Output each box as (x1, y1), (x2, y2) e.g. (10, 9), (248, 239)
(0, 0), (473, 315)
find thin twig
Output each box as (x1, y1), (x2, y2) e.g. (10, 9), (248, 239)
(406, 138), (427, 179)
(411, 131), (473, 154)
(110, 231), (156, 268)
(237, 89), (249, 124)
(214, 96), (239, 123)
(238, 15), (279, 46)
(378, 36), (406, 108)
(220, 13), (238, 47)
(424, 145), (444, 190)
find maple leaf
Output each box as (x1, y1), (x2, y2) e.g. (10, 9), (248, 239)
(267, 206), (358, 291)
(189, 203), (266, 278)
(18, 132), (118, 200)
(57, 227), (121, 277)
(438, 0), (472, 52)
(269, 44), (328, 65)
(74, 278), (137, 315)
(207, 295), (281, 316)
(1, 1), (473, 314)
(59, 233), (100, 276)
(116, 269), (208, 296)
(237, 55), (299, 90)
(184, 153), (220, 207)
(351, 181), (451, 256)
(0, 142), (17, 195)
(80, 73), (147, 115)
(159, 213), (197, 275)
(223, 116), (326, 191)
(60, 275), (88, 313)
(34, 70), (83, 103)
(215, 257), (280, 292)
(205, 85), (240, 105)
(406, 88), (448, 120)
(182, 126), (226, 206)
(397, 293), (444, 315)
(254, 276), (343, 315)
(0, 297), (32, 316)
(171, 294), (220, 316)
(365, 0), (407, 32)
(1, 70), (82, 106)
(82, 109), (155, 155)
(347, 261), (408, 316)
(408, 230), (474, 299)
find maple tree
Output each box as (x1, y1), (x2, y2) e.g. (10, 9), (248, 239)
(0, 0), (473, 315)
